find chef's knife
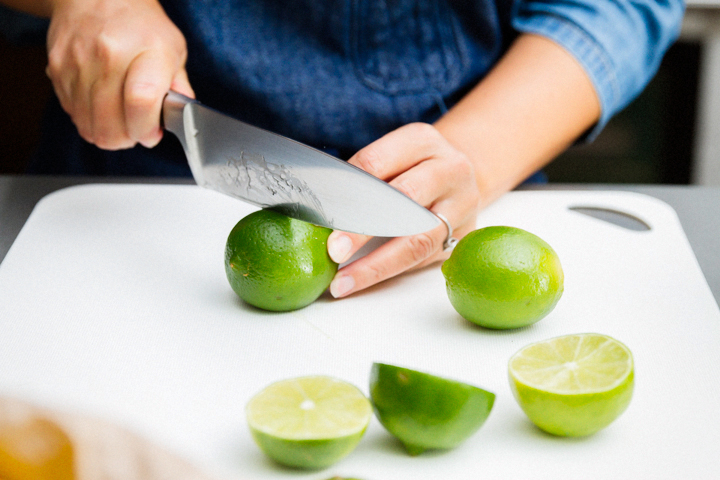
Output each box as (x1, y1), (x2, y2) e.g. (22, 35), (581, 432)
(162, 91), (441, 237)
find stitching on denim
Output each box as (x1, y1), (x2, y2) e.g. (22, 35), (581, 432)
(434, 0), (462, 90)
(350, 0), (464, 96)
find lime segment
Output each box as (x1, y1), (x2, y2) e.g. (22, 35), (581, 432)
(369, 363), (495, 455)
(246, 376), (372, 469)
(508, 333), (634, 436)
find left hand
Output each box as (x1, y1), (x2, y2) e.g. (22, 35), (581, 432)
(327, 122), (481, 298)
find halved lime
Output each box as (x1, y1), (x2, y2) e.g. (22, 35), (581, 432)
(246, 376), (372, 469)
(508, 333), (634, 436)
(369, 363), (495, 455)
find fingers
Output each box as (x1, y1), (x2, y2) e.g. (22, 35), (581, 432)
(327, 230), (364, 265)
(91, 57), (136, 150)
(328, 124), (481, 298)
(125, 51), (192, 148)
(44, 0), (190, 151)
(347, 122), (450, 182)
(328, 123), (469, 263)
(328, 229), (442, 298)
(326, 150), (461, 265)
(328, 211), (472, 299)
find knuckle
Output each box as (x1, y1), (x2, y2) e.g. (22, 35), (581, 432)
(94, 134), (135, 150)
(46, 50), (63, 78)
(75, 124), (94, 145)
(94, 33), (123, 67)
(91, 123), (132, 150)
(405, 233), (439, 264)
(125, 83), (162, 111)
(69, 41), (91, 67)
(407, 122), (443, 148)
(91, 131), (114, 149)
(452, 153), (473, 173)
(354, 146), (383, 176)
(394, 177), (421, 202)
(407, 122), (438, 139)
(361, 262), (387, 284)
(446, 152), (477, 186)
(170, 30), (188, 59)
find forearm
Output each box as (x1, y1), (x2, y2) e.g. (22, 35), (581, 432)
(434, 33), (601, 207)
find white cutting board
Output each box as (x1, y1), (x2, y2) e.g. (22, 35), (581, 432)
(0, 185), (719, 480)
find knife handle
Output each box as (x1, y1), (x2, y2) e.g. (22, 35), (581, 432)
(162, 91), (195, 153)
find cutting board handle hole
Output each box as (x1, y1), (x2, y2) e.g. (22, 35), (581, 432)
(568, 206), (651, 231)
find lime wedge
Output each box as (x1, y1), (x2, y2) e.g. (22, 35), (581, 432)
(508, 333), (634, 436)
(369, 363), (495, 455)
(246, 376), (372, 469)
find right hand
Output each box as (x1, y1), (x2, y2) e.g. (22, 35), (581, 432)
(45, 0), (194, 150)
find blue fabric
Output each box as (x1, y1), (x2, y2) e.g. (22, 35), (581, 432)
(28, 0), (683, 176)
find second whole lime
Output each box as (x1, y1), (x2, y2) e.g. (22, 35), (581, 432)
(441, 226), (564, 329)
(224, 210), (338, 312)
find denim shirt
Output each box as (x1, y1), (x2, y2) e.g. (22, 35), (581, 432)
(29, 0), (684, 176)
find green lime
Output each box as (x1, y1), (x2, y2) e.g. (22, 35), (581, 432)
(246, 376), (372, 470)
(508, 333), (634, 437)
(369, 363), (495, 456)
(441, 226), (564, 329)
(224, 209), (338, 312)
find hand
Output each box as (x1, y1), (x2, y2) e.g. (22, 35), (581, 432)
(45, 0), (194, 150)
(327, 123), (481, 298)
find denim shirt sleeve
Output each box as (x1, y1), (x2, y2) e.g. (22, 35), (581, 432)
(512, 0), (685, 140)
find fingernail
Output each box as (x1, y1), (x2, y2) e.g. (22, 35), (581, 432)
(328, 233), (353, 264)
(330, 275), (355, 298)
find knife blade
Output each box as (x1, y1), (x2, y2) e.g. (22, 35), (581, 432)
(162, 91), (440, 237)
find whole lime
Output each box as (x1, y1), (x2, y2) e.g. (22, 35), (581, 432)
(369, 363), (495, 455)
(224, 210), (338, 312)
(441, 226), (563, 329)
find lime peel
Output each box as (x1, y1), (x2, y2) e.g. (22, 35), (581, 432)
(441, 226), (564, 329)
(369, 363), (495, 455)
(225, 210), (338, 312)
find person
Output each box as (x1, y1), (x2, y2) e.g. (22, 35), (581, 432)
(1, 0), (684, 299)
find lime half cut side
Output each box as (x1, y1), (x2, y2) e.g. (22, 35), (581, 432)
(369, 363), (495, 455)
(246, 376), (372, 470)
(508, 333), (634, 437)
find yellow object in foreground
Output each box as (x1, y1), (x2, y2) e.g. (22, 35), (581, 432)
(509, 333), (634, 436)
(0, 414), (74, 480)
(246, 376), (372, 469)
